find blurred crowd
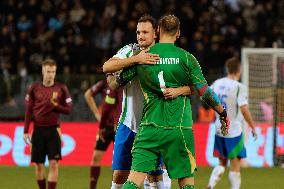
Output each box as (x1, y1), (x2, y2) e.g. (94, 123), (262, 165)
(0, 0), (283, 120)
(1, 0), (283, 75)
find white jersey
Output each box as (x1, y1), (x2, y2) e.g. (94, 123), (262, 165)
(113, 44), (143, 133)
(211, 77), (248, 138)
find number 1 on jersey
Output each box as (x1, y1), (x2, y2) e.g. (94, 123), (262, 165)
(158, 71), (165, 92)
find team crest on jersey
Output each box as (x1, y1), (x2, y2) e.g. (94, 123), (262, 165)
(52, 91), (58, 99)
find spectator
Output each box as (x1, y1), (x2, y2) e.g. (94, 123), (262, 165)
(0, 0), (282, 117)
(17, 15), (33, 32)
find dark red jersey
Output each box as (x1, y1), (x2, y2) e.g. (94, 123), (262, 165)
(90, 80), (122, 128)
(24, 82), (72, 133)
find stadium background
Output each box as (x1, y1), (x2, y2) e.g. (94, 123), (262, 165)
(0, 0), (284, 188)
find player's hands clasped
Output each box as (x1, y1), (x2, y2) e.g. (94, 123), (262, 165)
(135, 50), (160, 64)
(219, 110), (230, 136)
(163, 88), (181, 99)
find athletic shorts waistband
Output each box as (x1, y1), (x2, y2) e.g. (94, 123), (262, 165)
(34, 124), (59, 129)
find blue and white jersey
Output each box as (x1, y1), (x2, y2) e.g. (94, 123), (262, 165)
(211, 77), (248, 138)
(113, 44), (143, 133)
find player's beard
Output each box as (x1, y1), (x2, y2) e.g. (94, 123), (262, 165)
(139, 44), (148, 49)
(138, 40), (151, 49)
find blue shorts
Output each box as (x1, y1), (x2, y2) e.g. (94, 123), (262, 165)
(147, 157), (164, 175)
(112, 123), (164, 175)
(213, 133), (247, 159)
(112, 123), (136, 170)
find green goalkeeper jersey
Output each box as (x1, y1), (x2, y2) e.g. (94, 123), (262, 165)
(120, 43), (207, 128)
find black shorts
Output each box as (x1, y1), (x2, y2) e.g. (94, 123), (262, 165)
(31, 125), (61, 163)
(95, 127), (115, 151)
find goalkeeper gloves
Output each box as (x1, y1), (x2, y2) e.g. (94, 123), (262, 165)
(219, 109), (230, 136)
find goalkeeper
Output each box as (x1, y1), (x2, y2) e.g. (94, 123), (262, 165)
(117, 15), (230, 189)
(207, 57), (257, 189)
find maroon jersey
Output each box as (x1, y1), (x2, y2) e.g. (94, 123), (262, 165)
(90, 80), (122, 128)
(24, 82), (72, 133)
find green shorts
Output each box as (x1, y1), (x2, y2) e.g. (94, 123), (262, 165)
(131, 125), (197, 179)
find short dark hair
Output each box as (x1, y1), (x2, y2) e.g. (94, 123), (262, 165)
(138, 14), (157, 29)
(42, 59), (57, 67)
(226, 57), (240, 74)
(158, 15), (180, 36)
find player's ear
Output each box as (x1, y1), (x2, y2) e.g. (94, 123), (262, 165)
(153, 29), (157, 40)
(157, 26), (160, 36)
(42, 66), (44, 75)
(154, 27), (160, 42)
(176, 30), (180, 39)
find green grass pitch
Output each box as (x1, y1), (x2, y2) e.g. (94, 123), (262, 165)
(0, 166), (283, 188)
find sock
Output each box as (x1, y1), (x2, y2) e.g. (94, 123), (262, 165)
(144, 178), (150, 189)
(207, 165), (225, 188)
(122, 181), (140, 189)
(228, 171), (241, 189)
(150, 182), (157, 189)
(162, 169), (171, 189)
(47, 181), (57, 189)
(181, 185), (194, 189)
(90, 166), (101, 189)
(156, 181), (164, 189)
(111, 181), (123, 189)
(37, 179), (46, 189)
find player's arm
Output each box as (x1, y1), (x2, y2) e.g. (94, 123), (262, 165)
(99, 88), (119, 129)
(103, 49), (159, 73)
(106, 74), (119, 90)
(198, 85), (229, 136)
(97, 91), (117, 142)
(185, 52), (229, 135)
(116, 65), (138, 86)
(163, 85), (195, 99)
(84, 81), (105, 122)
(52, 85), (72, 114)
(84, 87), (102, 122)
(23, 85), (34, 144)
(240, 105), (257, 139)
(106, 65), (138, 90)
(238, 85), (257, 139)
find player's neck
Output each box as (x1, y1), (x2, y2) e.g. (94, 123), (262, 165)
(159, 35), (176, 43)
(141, 42), (155, 50)
(42, 80), (55, 87)
(227, 74), (239, 81)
